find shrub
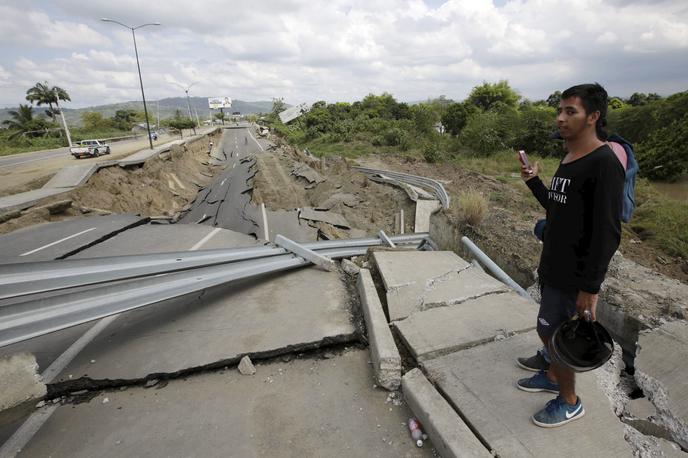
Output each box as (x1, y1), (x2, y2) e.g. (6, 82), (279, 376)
(636, 113), (688, 181)
(458, 111), (508, 156)
(458, 190), (488, 226)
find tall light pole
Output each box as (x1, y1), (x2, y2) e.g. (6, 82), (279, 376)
(173, 82), (198, 123)
(101, 18), (160, 150)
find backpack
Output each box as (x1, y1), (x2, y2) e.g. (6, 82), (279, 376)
(607, 134), (638, 223)
(533, 134), (639, 241)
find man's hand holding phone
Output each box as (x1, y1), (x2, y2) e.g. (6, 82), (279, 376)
(517, 150), (539, 182)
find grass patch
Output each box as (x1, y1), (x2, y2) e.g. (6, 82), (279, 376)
(631, 179), (688, 257)
(459, 190), (489, 226)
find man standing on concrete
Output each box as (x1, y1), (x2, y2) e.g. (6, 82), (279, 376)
(516, 83), (624, 427)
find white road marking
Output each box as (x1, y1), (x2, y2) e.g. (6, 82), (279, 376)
(20, 228), (97, 257)
(0, 225), (226, 456)
(220, 178), (227, 186)
(246, 128), (264, 152)
(190, 227), (222, 251)
(0, 314), (119, 458)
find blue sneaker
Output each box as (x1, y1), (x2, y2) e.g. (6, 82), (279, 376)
(516, 370), (559, 393)
(532, 396), (585, 428)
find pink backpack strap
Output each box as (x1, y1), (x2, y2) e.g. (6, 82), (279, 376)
(607, 141), (627, 171)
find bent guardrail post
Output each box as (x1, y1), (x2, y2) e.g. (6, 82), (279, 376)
(378, 230), (396, 248)
(274, 234), (336, 272)
(460, 236), (531, 299)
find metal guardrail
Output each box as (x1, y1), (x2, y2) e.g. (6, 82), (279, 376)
(0, 234), (428, 348)
(0, 234), (427, 300)
(353, 166), (450, 209)
(460, 236), (531, 299)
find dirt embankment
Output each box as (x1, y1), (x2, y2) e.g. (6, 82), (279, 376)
(0, 132), (221, 235)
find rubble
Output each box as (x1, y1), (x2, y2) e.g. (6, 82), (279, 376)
(0, 352), (46, 411)
(238, 356), (257, 375)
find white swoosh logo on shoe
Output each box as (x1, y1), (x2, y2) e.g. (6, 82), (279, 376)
(566, 404), (582, 419)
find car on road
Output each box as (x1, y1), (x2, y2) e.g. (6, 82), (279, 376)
(150, 131), (158, 141)
(70, 140), (111, 159)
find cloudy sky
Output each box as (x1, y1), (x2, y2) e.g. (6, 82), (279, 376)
(0, 0), (686, 108)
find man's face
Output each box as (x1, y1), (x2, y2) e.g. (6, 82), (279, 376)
(557, 96), (598, 140)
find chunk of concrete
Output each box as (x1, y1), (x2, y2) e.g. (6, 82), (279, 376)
(0, 352), (46, 411)
(394, 291), (537, 361)
(414, 200), (440, 233)
(357, 269), (401, 390)
(299, 207), (350, 229)
(635, 320), (688, 449)
(423, 331), (631, 457)
(238, 356), (256, 375)
(373, 251), (512, 321)
(402, 368), (491, 458)
(291, 162), (325, 184)
(317, 193), (358, 210)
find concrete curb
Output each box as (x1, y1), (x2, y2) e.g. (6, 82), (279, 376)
(357, 268), (401, 390)
(402, 368), (491, 458)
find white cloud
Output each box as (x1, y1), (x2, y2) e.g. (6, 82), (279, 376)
(0, 0), (686, 108)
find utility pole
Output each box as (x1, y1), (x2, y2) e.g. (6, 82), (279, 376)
(54, 88), (73, 147)
(101, 18), (160, 150)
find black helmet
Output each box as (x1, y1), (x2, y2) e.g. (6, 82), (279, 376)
(550, 316), (614, 372)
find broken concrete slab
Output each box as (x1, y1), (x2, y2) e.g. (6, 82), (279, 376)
(316, 192), (359, 210)
(414, 199), (440, 233)
(0, 214), (148, 263)
(42, 164), (99, 188)
(299, 207), (351, 229)
(0, 353), (46, 411)
(51, 267), (354, 381)
(265, 209), (318, 243)
(634, 320), (688, 449)
(394, 291), (537, 361)
(357, 269), (401, 390)
(72, 224), (259, 257)
(373, 251), (511, 321)
(0, 187), (73, 213)
(291, 162), (326, 184)
(402, 368), (491, 458)
(423, 331), (631, 457)
(19, 350), (435, 457)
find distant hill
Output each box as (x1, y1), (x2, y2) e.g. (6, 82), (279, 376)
(0, 97), (276, 126)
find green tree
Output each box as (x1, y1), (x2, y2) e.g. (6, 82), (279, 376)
(168, 110), (196, 138)
(2, 104), (49, 138)
(546, 91), (562, 108)
(636, 113), (688, 181)
(111, 109), (138, 130)
(411, 103), (437, 135)
(609, 97), (625, 110)
(441, 102), (470, 136)
(272, 97), (286, 114)
(25, 81), (70, 121)
(82, 112), (111, 131)
(467, 80), (520, 111)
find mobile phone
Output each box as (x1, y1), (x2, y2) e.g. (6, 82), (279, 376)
(518, 150), (530, 168)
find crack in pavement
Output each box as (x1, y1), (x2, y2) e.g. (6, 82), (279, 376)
(45, 332), (362, 400)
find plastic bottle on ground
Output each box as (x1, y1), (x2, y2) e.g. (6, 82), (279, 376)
(408, 417), (424, 447)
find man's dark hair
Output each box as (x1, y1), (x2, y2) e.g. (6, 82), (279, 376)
(561, 83), (609, 140)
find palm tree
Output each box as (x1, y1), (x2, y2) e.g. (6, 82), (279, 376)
(25, 81), (71, 121)
(2, 104), (48, 139)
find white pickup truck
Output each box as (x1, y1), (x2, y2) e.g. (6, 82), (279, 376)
(70, 140), (111, 159)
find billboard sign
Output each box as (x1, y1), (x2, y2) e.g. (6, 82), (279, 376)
(278, 103), (311, 124)
(208, 97), (232, 109)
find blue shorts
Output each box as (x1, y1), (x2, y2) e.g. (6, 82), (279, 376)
(536, 284), (577, 338)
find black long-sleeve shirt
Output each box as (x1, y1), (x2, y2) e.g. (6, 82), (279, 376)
(526, 144), (624, 294)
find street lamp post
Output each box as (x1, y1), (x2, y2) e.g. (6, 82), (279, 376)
(101, 18), (160, 150)
(174, 82), (198, 124)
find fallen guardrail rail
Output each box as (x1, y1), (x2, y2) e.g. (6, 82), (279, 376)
(0, 233), (428, 348)
(353, 166), (450, 209)
(0, 234), (427, 300)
